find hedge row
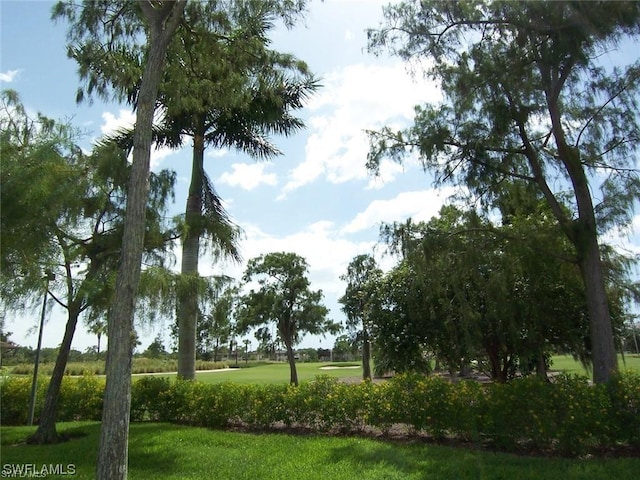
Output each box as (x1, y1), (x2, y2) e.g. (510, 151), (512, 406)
(9, 358), (230, 376)
(2, 373), (639, 455)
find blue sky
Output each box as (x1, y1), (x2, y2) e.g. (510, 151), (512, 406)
(2, 0), (639, 354)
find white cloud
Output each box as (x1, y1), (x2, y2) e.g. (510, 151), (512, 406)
(98, 109), (177, 170)
(100, 109), (136, 135)
(342, 187), (459, 234)
(200, 220), (375, 297)
(279, 61), (441, 197)
(217, 162), (277, 190)
(601, 213), (640, 256)
(0, 69), (20, 82)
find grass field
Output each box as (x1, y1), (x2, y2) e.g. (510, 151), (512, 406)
(2, 422), (639, 480)
(141, 362), (364, 385)
(549, 354), (640, 376)
(147, 355), (640, 385)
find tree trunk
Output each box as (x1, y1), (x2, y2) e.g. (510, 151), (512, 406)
(285, 340), (299, 386)
(565, 149), (617, 384)
(362, 330), (372, 381)
(177, 126), (205, 380)
(535, 350), (549, 382)
(27, 303), (82, 444)
(96, 4), (185, 479)
(544, 88), (618, 385)
(486, 343), (506, 383)
(576, 227), (618, 384)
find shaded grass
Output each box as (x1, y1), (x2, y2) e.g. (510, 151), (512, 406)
(2, 422), (639, 480)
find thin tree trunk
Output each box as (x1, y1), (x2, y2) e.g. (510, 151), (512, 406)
(27, 303), (82, 444)
(285, 340), (299, 386)
(536, 350), (549, 382)
(96, 3), (185, 479)
(177, 127), (205, 380)
(362, 329), (372, 381)
(542, 85), (618, 384)
(577, 228), (618, 383)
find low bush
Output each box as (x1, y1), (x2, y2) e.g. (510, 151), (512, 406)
(8, 358), (230, 376)
(0, 375), (104, 425)
(2, 371), (639, 455)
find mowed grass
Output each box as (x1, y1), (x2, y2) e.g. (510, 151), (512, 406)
(177, 356), (640, 385)
(2, 422), (639, 480)
(143, 362), (363, 385)
(550, 354), (640, 376)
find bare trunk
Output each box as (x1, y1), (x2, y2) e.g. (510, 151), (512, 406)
(362, 329), (372, 381)
(535, 350), (549, 382)
(285, 340), (298, 386)
(96, 3), (185, 479)
(565, 161), (618, 383)
(577, 229), (618, 383)
(27, 303), (82, 444)
(541, 87), (618, 384)
(486, 342), (506, 383)
(177, 128), (205, 380)
(567, 148), (617, 384)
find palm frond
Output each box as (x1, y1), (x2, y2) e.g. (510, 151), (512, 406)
(200, 171), (243, 263)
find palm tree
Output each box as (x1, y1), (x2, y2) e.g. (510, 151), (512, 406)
(108, 3), (318, 379)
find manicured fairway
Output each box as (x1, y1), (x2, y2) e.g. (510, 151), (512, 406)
(550, 354), (640, 376)
(145, 362), (364, 385)
(2, 422), (639, 480)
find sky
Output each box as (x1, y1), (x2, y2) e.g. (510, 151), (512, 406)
(1, 0), (639, 354)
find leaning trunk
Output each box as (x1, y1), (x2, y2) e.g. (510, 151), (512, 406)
(543, 86), (618, 385)
(27, 302), (82, 444)
(576, 227), (618, 384)
(567, 148), (617, 384)
(96, 4), (185, 479)
(177, 125), (205, 380)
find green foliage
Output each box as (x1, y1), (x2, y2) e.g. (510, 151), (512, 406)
(130, 376), (171, 422)
(8, 358), (229, 376)
(56, 375), (104, 422)
(3, 371), (640, 455)
(367, 0), (640, 384)
(0, 376), (41, 425)
(371, 203), (631, 381)
(0, 375), (104, 425)
(237, 252), (340, 384)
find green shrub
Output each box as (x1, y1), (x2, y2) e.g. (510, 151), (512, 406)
(241, 383), (289, 428)
(56, 375), (104, 421)
(605, 372), (640, 445)
(1, 376), (41, 425)
(1, 370), (639, 456)
(131, 376), (171, 422)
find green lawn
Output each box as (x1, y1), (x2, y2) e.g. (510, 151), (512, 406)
(550, 354), (640, 376)
(2, 422), (639, 480)
(189, 356), (640, 384)
(142, 361), (364, 385)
